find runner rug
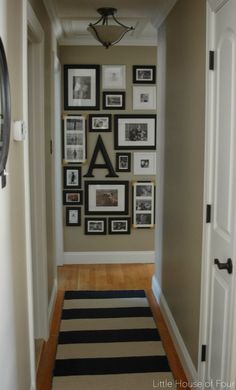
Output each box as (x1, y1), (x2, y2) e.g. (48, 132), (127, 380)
(52, 290), (175, 390)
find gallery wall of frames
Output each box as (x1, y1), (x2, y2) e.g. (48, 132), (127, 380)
(60, 46), (157, 251)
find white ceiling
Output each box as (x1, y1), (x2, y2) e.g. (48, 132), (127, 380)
(43, 0), (177, 46)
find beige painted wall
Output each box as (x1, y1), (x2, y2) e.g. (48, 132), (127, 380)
(155, 0), (206, 368)
(59, 46), (157, 252)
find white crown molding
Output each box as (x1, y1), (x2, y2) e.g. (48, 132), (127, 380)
(64, 251), (155, 264)
(42, 0), (62, 38)
(207, 0), (230, 12)
(59, 35), (157, 47)
(151, 0), (177, 29)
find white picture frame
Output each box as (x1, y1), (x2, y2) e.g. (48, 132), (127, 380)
(133, 86), (156, 110)
(64, 116), (86, 163)
(133, 152), (156, 175)
(133, 181), (155, 228)
(102, 65), (126, 89)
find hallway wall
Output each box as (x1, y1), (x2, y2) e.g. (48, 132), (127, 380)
(155, 0), (206, 369)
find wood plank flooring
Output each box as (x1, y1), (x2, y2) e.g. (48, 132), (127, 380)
(36, 264), (188, 390)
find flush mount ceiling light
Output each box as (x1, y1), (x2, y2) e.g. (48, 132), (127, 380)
(88, 8), (134, 49)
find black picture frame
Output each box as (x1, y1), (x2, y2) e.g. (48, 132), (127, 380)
(63, 190), (83, 205)
(88, 114), (112, 132)
(114, 115), (156, 150)
(133, 65), (156, 84)
(85, 218), (107, 235)
(116, 153), (131, 172)
(132, 181), (155, 229)
(84, 180), (129, 215)
(64, 64), (100, 110)
(66, 207), (81, 226)
(63, 166), (82, 189)
(108, 217), (131, 235)
(103, 91), (125, 110)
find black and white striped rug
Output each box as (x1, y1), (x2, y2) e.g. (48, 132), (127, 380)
(52, 290), (175, 390)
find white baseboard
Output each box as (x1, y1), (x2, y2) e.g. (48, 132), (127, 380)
(48, 278), (57, 327)
(152, 275), (198, 382)
(63, 251), (155, 264)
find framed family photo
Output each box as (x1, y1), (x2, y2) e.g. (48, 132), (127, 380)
(114, 115), (156, 150)
(66, 207), (81, 226)
(63, 190), (83, 205)
(103, 92), (125, 110)
(133, 152), (156, 175)
(133, 65), (156, 84)
(64, 64), (100, 110)
(89, 114), (112, 132)
(133, 86), (156, 110)
(102, 65), (126, 89)
(133, 181), (155, 228)
(85, 218), (107, 235)
(63, 166), (82, 189)
(64, 116), (86, 163)
(85, 180), (129, 215)
(108, 218), (131, 235)
(116, 153), (131, 172)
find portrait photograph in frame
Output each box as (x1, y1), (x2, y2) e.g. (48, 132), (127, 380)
(64, 115), (86, 163)
(133, 65), (156, 84)
(64, 64), (100, 110)
(63, 190), (83, 205)
(103, 91), (125, 110)
(133, 152), (156, 175)
(102, 65), (126, 90)
(114, 115), (156, 150)
(88, 114), (112, 132)
(133, 86), (157, 110)
(85, 180), (129, 215)
(66, 207), (81, 226)
(108, 217), (131, 235)
(132, 181), (155, 228)
(116, 153), (131, 172)
(85, 218), (107, 235)
(63, 166), (82, 189)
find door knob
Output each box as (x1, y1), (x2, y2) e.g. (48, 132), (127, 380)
(214, 258), (233, 274)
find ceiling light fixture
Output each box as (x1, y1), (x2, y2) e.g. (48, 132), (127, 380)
(88, 8), (134, 49)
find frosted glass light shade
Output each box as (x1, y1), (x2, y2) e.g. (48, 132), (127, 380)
(88, 25), (131, 48)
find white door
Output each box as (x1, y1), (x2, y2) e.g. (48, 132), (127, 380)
(205, 0), (236, 386)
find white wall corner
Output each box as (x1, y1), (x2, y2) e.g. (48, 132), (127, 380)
(64, 251), (155, 265)
(207, 0), (229, 13)
(48, 278), (58, 329)
(152, 275), (198, 383)
(151, 0), (177, 29)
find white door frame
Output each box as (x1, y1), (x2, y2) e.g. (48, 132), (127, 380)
(199, 0), (236, 384)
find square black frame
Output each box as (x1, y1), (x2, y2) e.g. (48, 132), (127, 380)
(84, 180), (129, 215)
(63, 166), (82, 189)
(108, 217), (131, 235)
(103, 91), (125, 110)
(116, 153), (131, 172)
(66, 207), (81, 226)
(85, 218), (107, 235)
(133, 65), (156, 84)
(88, 114), (112, 132)
(64, 64), (100, 110)
(63, 190), (83, 205)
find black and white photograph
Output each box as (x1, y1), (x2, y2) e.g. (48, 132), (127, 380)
(63, 166), (82, 189)
(133, 86), (156, 110)
(102, 65), (126, 89)
(133, 65), (156, 84)
(85, 181), (129, 215)
(116, 153), (131, 172)
(63, 190), (83, 205)
(133, 181), (155, 228)
(114, 115), (156, 150)
(66, 207), (81, 226)
(64, 115), (86, 163)
(89, 114), (112, 132)
(85, 218), (107, 235)
(108, 218), (131, 235)
(133, 152), (156, 175)
(103, 92), (125, 110)
(64, 65), (100, 110)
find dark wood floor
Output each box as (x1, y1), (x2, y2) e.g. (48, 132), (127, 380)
(36, 264), (188, 390)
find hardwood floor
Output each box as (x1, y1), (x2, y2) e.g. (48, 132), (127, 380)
(36, 264), (188, 390)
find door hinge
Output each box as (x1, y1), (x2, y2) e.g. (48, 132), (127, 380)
(201, 345), (207, 362)
(209, 51), (215, 70)
(206, 204), (211, 223)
